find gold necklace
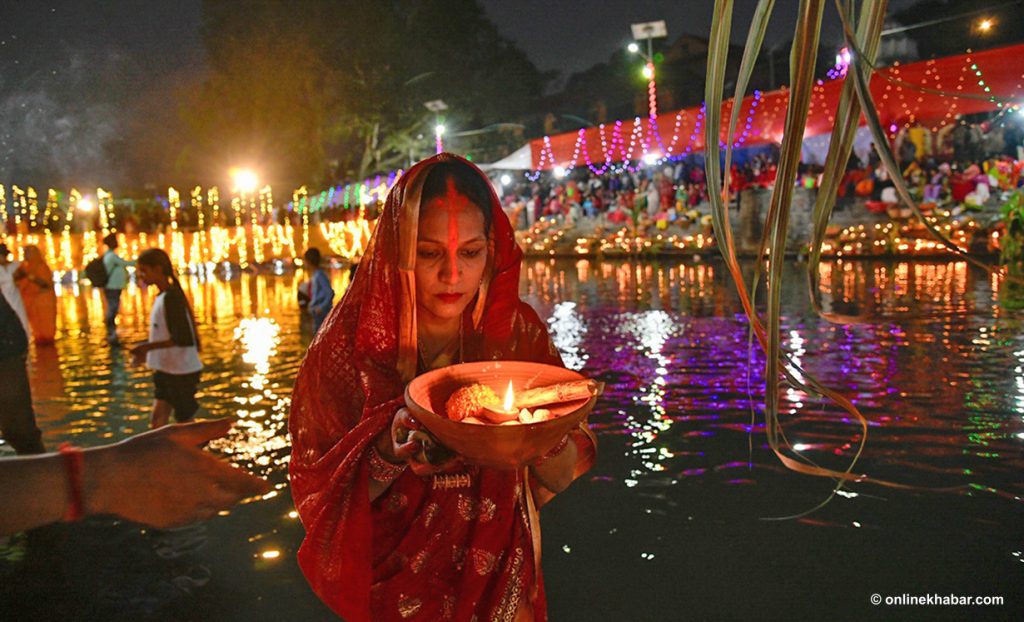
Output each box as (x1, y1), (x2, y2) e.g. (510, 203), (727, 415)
(417, 321), (464, 370)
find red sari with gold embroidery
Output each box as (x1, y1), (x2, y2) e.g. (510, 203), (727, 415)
(289, 153), (596, 622)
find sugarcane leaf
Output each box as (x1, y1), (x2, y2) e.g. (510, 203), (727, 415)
(806, 0), (887, 323)
(836, 0), (1010, 283)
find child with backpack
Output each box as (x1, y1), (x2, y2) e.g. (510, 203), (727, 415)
(129, 249), (203, 429)
(86, 233), (134, 344)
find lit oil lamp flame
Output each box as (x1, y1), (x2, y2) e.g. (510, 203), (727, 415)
(503, 380), (515, 413)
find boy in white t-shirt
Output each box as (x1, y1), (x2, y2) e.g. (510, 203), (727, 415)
(130, 249), (203, 429)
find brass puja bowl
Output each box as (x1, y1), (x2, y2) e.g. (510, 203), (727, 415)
(404, 361), (599, 470)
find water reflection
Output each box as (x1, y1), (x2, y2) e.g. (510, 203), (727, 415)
(2, 258), (1022, 621)
(546, 301), (588, 371)
(210, 317), (287, 470)
(521, 257), (1024, 498)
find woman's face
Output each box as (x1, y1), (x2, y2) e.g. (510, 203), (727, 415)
(414, 181), (488, 324)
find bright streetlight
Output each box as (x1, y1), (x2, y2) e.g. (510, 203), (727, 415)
(629, 20), (667, 120)
(78, 198), (94, 213)
(230, 167), (259, 193)
(424, 99), (448, 154)
(500, 174), (512, 186)
(434, 124), (446, 154)
(977, 18), (994, 32)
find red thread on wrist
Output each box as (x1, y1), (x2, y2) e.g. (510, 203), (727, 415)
(58, 442), (84, 522)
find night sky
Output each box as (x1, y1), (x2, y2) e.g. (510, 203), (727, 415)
(479, 0), (920, 78)
(2, 1), (925, 92)
(0, 1), (203, 85)
(0, 0), (954, 185)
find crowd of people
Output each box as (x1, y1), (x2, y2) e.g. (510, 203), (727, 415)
(494, 116), (1024, 235)
(838, 149), (1023, 210)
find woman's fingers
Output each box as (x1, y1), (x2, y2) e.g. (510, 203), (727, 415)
(393, 439), (422, 461)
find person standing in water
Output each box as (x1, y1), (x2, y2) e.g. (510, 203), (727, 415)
(289, 154), (596, 621)
(130, 249), (203, 429)
(101, 233), (134, 345)
(0, 243), (31, 339)
(0, 292), (45, 454)
(303, 247), (334, 335)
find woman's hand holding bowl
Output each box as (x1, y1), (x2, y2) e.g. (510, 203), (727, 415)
(391, 407), (460, 476)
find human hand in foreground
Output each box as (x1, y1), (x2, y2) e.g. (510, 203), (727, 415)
(0, 419), (270, 536)
(89, 419), (271, 527)
(390, 407), (459, 476)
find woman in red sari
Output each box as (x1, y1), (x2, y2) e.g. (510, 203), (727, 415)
(289, 153), (596, 621)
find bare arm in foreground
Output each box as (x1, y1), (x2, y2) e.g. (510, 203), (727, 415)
(0, 419), (270, 536)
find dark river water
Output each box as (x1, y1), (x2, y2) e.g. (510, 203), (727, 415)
(2, 258), (1022, 621)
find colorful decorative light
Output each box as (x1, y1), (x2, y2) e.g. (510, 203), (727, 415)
(26, 187), (38, 229)
(208, 186), (220, 227)
(191, 186), (204, 232)
(435, 124), (445, 154)
(294, 186), (309, 254)
(97, 188), (114, 233)
(526, 45), (1022, 176)
(11, 185), (24, 228)
(826, 47), (851, 81)
(168, 187), (180, 232)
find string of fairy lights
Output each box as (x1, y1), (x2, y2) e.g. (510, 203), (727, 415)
(0, 173), (400, 275)
(3, 47), (1021, 274)
(0, 174), (1017, 273)
(530, 45), (1022, 178)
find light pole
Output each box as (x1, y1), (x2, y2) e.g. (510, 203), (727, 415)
(629, 20), (667, 121)
(424, 99), (448, 154)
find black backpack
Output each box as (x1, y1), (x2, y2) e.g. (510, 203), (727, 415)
(84, 255), (109, 287)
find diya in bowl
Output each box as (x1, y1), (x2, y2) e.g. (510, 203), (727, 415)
(404, 361), (602, 470)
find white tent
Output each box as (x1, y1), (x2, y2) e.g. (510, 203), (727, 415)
(801, 125), (875, 167)
(477, 144), (533, 171)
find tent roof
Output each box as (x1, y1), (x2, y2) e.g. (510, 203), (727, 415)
(477, 144), (533, 171)
(528, 44), (1024, 170)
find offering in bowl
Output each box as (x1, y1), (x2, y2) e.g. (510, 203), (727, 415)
(404, 361), (602, 469)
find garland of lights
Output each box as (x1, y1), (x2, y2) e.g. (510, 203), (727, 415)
(528, 48), (1021, 177)
(97, 188), (114, 234)
(168, 187), (180, 232)
(2, 49), (1020, 273)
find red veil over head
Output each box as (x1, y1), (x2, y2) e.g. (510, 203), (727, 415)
(289, 153), (595, 621)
